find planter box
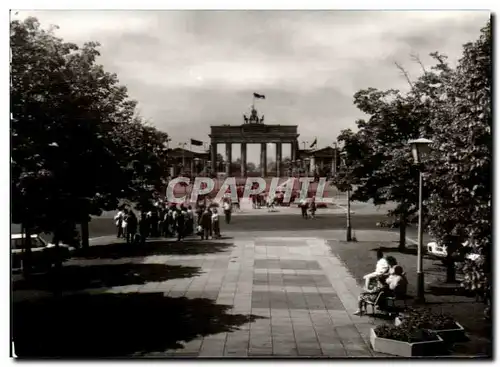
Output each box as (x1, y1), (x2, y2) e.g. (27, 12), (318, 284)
(370, 328), (444, 357)
(432, 322), (465, 342)
(394, 317), (465, 342)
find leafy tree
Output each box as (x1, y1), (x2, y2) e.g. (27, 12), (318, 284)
(334, 46), (464, 252)
(335, 21), (491, 294)
(266, 160), (276, 173)
(334, 88), (423, 250)
(426, 22), (491, 287)
(246, 162), (257, 173)
(11, 17), (169, 274)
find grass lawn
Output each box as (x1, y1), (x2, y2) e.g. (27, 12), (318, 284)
(328, 238), (492, 358)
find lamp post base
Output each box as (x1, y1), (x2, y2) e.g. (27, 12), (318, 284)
(415, 271), (425, 303)
(346, 226), (352, 242)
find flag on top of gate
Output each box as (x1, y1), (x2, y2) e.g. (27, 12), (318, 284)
(309, 138), (317, 148)
(190, 138), (203, 146)
(253, 93), (265, 99)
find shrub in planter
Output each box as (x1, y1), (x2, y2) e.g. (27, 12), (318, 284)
(375, 324), (439, 344)
(396, 309), (465, 342)
(371, 324), (443, 357)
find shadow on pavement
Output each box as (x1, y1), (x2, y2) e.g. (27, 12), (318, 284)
(427, 283), (476, 298)
(370, 245), (419, 256)
(13, 292), (264, 358)
(13, 263), (201, 292)
(75, 240), (235, 260)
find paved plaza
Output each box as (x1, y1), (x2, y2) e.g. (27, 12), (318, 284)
(21, 234), (388, 358)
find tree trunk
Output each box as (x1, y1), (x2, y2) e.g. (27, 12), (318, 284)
(81, 218), (89, 250)
(398, 214), (407, 251)
(22, 224), (33, 279)
(444, 236), (459, 283)
(51, 227), (63, 297)
(444, 254), (457, 283)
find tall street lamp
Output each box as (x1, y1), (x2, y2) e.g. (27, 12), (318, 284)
(332, 142), (338, 177)
(408, 138), (433, 303)
(340, 152), (352, 242)
(179, 142), (187, 169)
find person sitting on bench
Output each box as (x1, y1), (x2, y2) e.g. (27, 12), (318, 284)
(386, 265), (408, 296)
(363, 249), (390, 290)
(354, 275), (390, 316)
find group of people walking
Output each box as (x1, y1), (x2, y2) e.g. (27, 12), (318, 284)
(114, 199), (234, 243)
(114, 204), (196, 243)
(299, 197), (317, 219)
(195, 198), (233, 240)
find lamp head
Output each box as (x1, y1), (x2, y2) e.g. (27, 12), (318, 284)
(339, 151), (348, 166)
(408, 138), (433, 164)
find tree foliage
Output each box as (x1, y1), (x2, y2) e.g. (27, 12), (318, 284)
(333, 86), (425, 249)
(11, 17), (169, 247)
(335, 21), (491, 292)
(425, 22), (491, 292)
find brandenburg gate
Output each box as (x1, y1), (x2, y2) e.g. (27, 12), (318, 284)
(209, 106), (299, 177)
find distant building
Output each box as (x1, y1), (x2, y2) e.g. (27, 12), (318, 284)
(166, 147), (209, 177)
(296, 146), (341, 177)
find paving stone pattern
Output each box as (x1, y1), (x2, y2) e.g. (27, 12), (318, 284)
(97, 236), (386, 358)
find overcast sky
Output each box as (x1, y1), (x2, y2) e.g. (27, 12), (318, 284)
(13, 10), (489, 163)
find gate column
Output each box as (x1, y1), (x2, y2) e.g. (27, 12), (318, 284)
(260, 142), (267, 176)
(225, 142), (232, 176)
(241, 143), (247, 177)
(276, 142), (282, 177)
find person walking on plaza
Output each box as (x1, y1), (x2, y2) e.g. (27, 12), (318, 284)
(158, 206), (167, 237)
(114, 208), (125, 238)
(167, 205), (176, 237)
(300, 198), (309, 219)
(212, 208), (221, 239)
(267, 195), (275, 212)
(309, 197), (317, 219)
(121, 209), (129, 239)
(149, 209), (159, 237)
(200, 207), (212, 240)
(186, 205), (194, 235)
(196, 205), (203, 223)
(139, 212), (149, 245)
(126, 211), (138, 244)
(223, 198), (232, 224)
(176, 207), (186, 241)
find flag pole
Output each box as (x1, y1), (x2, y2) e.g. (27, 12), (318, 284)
(182, 142), (186, 171)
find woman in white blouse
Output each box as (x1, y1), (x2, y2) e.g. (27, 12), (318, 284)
(363, 249), (392, 290)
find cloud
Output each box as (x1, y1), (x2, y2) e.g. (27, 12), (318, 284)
(12, 10), (490, 163)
